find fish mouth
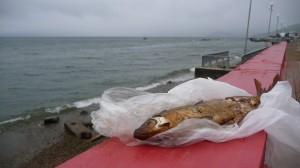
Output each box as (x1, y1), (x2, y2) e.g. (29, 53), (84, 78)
(133, 128), (155, 140)
(134, 116), (171, 140)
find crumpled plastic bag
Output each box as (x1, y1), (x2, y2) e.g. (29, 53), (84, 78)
(91, 78), (300, 168)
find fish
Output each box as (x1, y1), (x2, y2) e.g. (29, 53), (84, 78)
(133, 74), (280, 140)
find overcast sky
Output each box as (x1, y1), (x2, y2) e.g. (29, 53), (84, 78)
(0, 0), (299, 37)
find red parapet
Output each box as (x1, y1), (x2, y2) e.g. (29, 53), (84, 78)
(219, 42), (287, 95)
(57, 42), (287, 168)
(57, 132), (266, 168)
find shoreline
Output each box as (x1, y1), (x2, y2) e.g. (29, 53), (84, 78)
(0, 80), (184, 168)
(1, 41), (298, 168)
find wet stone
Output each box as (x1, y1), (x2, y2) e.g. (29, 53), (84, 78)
(44, 116), (59, 125)
(80, 110), (89, 116)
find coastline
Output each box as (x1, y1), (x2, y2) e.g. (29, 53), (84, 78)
(2, 41), (298, 167)
(0, 81), (184, 168)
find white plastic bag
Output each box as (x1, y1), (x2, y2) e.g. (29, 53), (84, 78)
(91, 78), (300, 168)
(91, 87), (191, 144)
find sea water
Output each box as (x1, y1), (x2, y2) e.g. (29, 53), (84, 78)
(0, 37), (266, 126)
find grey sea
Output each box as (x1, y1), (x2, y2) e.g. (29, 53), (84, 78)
(0, 37), (266, 128)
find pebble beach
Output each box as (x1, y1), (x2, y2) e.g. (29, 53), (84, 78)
(0, 81), (182, 168)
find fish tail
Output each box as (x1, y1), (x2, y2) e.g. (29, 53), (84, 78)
(254, 74), (281, 96)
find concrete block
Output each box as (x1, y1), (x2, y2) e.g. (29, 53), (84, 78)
(44, 116), (59, 125)
(64, 120), (92, 139)
(195, 67), (231, 79)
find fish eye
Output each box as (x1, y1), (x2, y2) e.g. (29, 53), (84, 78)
(145, 119), (157, 127)
(143, 116), (171, 128)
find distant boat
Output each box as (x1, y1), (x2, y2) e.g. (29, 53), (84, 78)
(200, 38), (211, 41)
(249, 37), (264, 42)
(143, 37), (148, 40)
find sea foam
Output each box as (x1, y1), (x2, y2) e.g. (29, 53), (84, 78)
(0, 115), (31, 126)
(73, 97), (101, 108)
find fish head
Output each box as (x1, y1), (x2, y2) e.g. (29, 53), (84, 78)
(134, 115), (172, 140)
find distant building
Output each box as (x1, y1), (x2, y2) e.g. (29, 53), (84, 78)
(289, 31), (300, 39)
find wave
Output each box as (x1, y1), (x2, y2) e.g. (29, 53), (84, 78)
(0, 68), (194, 127)
(156, 68), (191, 80)
(45, 104), (74, 113)
(23, 72), (43, 77)
(41, 69), (191, 114)
(136, 68), (194, 91)
(187, 54), (201, 57)
(46, 69), (194, 114)
(0, 115), (31, 126)
(0, 97), (101, 127)
(45, 97), (101, 113)
(45, 97), (100, 112)
(73, 56), (103, 61)
(23, 52), (40, 55)
(73, 97), (101, 108)
(136, 82), (162, 91)
(0, 100), (99, 126)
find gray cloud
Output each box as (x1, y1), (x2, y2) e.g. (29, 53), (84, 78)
(0, 0), (299, 37)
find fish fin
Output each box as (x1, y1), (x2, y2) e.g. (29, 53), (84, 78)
(254, 78), (264, 97)
(254, 74), (281, 97)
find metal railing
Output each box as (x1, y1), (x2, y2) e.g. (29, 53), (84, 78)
(241, 47), (268, 64)
(201, 51), (230, 68)
(200, 47), (269, 69)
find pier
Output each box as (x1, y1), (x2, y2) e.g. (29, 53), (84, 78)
(58, 41), (299, 168)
